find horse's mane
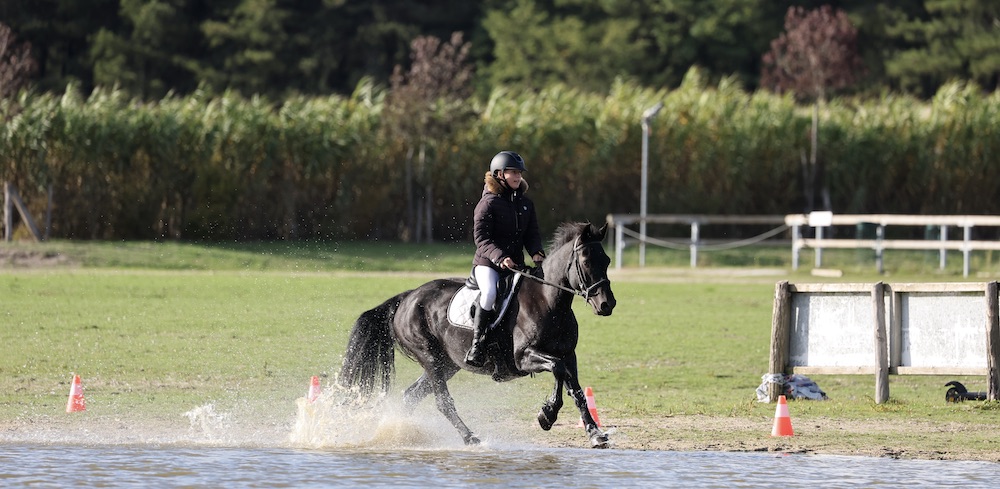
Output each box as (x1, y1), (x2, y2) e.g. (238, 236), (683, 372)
(550, 221), (593, 250)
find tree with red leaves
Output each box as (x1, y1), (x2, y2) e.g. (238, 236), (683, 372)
(762, 5), (862, 213)
(0, 22), (37, 100)
(386, 33), (475, 243)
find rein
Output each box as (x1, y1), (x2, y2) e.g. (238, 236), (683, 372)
(512, 239), (609, 299)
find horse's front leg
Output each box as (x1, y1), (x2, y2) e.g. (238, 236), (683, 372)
(519, 347), (565, 431)
(538, 377), (563, 431)
(561, 359), (609, 449)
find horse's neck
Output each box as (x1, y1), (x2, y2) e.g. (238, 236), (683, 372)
(538, 249), (576, 307)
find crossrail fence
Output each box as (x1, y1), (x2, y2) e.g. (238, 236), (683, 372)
(606, 213), (1000, 276)
(765, 281), (1000, 404)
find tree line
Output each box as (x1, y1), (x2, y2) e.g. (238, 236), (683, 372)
(2, 1), (998, 100)
(2, 1), (999, 242)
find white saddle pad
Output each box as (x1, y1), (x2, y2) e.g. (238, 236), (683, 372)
(447, 287), (479, 330)
(447, 273), (522, 330)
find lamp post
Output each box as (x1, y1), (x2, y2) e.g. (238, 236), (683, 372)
(640, 102), (663, 267)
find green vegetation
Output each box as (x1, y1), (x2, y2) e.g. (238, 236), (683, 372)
(2, 241), (999, 458)
(4, 78), (1000, 242)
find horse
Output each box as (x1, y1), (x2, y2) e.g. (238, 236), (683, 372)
(337, 221), (617, 448)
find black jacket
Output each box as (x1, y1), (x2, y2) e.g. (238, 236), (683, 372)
(473, 172), (544, 270)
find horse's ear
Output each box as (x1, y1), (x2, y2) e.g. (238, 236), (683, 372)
(595, 222), (608, 240)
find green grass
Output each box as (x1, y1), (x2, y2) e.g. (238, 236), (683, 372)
(2, 239), (1000, 457)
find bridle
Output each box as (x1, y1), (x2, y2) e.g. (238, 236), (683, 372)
(513, 238), (609, 300)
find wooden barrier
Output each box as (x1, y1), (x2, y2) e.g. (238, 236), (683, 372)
(3, 182), (44, 242)
(766, 281), (1000, 403)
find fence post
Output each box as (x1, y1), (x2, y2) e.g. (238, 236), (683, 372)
(791, 224), (801, 270)
(875, 225), (885, 274)
(768, 281), (791, 402)
(939, 225), (948, 270)
(962, 226), (972, 278)
(986, 281), (999, 401)
(872, 282), (889, 403)
(815, 225), (823, 268)
(689, 221), (699, 268)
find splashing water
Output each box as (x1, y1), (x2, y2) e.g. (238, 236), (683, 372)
(183, 403), (233, 441)
(288, 383), (463, 450)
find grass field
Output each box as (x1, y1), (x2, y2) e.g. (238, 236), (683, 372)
(2, 239), (999, 459)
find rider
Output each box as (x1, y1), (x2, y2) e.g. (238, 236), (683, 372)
(465, 150), (546, 367)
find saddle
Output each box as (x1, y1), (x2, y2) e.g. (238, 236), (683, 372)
(447, 269), (521, 330)
(447, 269), (528, 381)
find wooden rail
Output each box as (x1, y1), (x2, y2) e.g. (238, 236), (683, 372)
(787, 213), (1000, 277)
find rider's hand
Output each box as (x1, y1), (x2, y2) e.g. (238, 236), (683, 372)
(500, 257), (516, 270)
(532, 253), (544, 265)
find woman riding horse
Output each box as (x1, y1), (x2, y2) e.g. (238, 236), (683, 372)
(467, 150), (546, 367)
(338, 221), (617, 448)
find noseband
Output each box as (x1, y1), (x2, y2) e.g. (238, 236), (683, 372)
(514, 238), (609, 300)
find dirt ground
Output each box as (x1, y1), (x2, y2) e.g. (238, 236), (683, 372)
(0, 249), (72, 267)
(532, 414), (1000, 462)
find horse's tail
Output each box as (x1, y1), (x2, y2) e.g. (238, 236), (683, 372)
(338, 291), (409, 399)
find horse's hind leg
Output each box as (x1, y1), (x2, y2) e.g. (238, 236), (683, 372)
(403, 373), (433, 409)
(429, 374), (480, 445)
(403, 370), (478, 444)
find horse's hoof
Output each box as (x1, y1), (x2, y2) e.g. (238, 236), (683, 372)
(590, 432), (610, 449)
(537, 408), (556, 431)
(464, 434), (481, 445)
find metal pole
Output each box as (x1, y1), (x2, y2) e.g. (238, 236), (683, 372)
(615, 222), (624, 270)
(639, 102), (663, 268)
(640, 118), (649, 267)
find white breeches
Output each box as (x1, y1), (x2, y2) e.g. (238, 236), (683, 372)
(474, 265), (500, 311)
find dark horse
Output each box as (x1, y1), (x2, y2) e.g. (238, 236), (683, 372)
(338, 222), (617, 448)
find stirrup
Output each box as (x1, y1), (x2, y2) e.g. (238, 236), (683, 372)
(465, 345), (487, 367)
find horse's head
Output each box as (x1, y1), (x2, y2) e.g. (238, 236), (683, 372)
(560, 222), (616, 316)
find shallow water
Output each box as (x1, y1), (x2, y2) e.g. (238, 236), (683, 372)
(2, 443), (998, 488)
(2, 395), (998, 487)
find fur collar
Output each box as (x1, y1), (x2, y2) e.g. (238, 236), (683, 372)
(483, 171), (529, 195)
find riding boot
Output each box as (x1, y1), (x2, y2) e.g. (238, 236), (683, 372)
(465, 304), (495, 367)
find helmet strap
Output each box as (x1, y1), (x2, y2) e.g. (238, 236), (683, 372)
(492, 171), (508, 188)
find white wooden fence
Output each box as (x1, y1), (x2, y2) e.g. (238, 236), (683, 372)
(605, 213), (1000, 276)
(787, 213), (1000, 277)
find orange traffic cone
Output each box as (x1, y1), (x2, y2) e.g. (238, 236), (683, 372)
(66, 375), (86, 413)
(307, 375), (321, 403)
(577, 386), (602, 428)
(771, 395), (794, 437)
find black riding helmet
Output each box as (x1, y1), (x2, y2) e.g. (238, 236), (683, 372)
(489, 151), (527, 175)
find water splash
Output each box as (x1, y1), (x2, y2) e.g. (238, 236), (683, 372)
(288, 383), (461, 450)
(183, 403), (232, 441)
